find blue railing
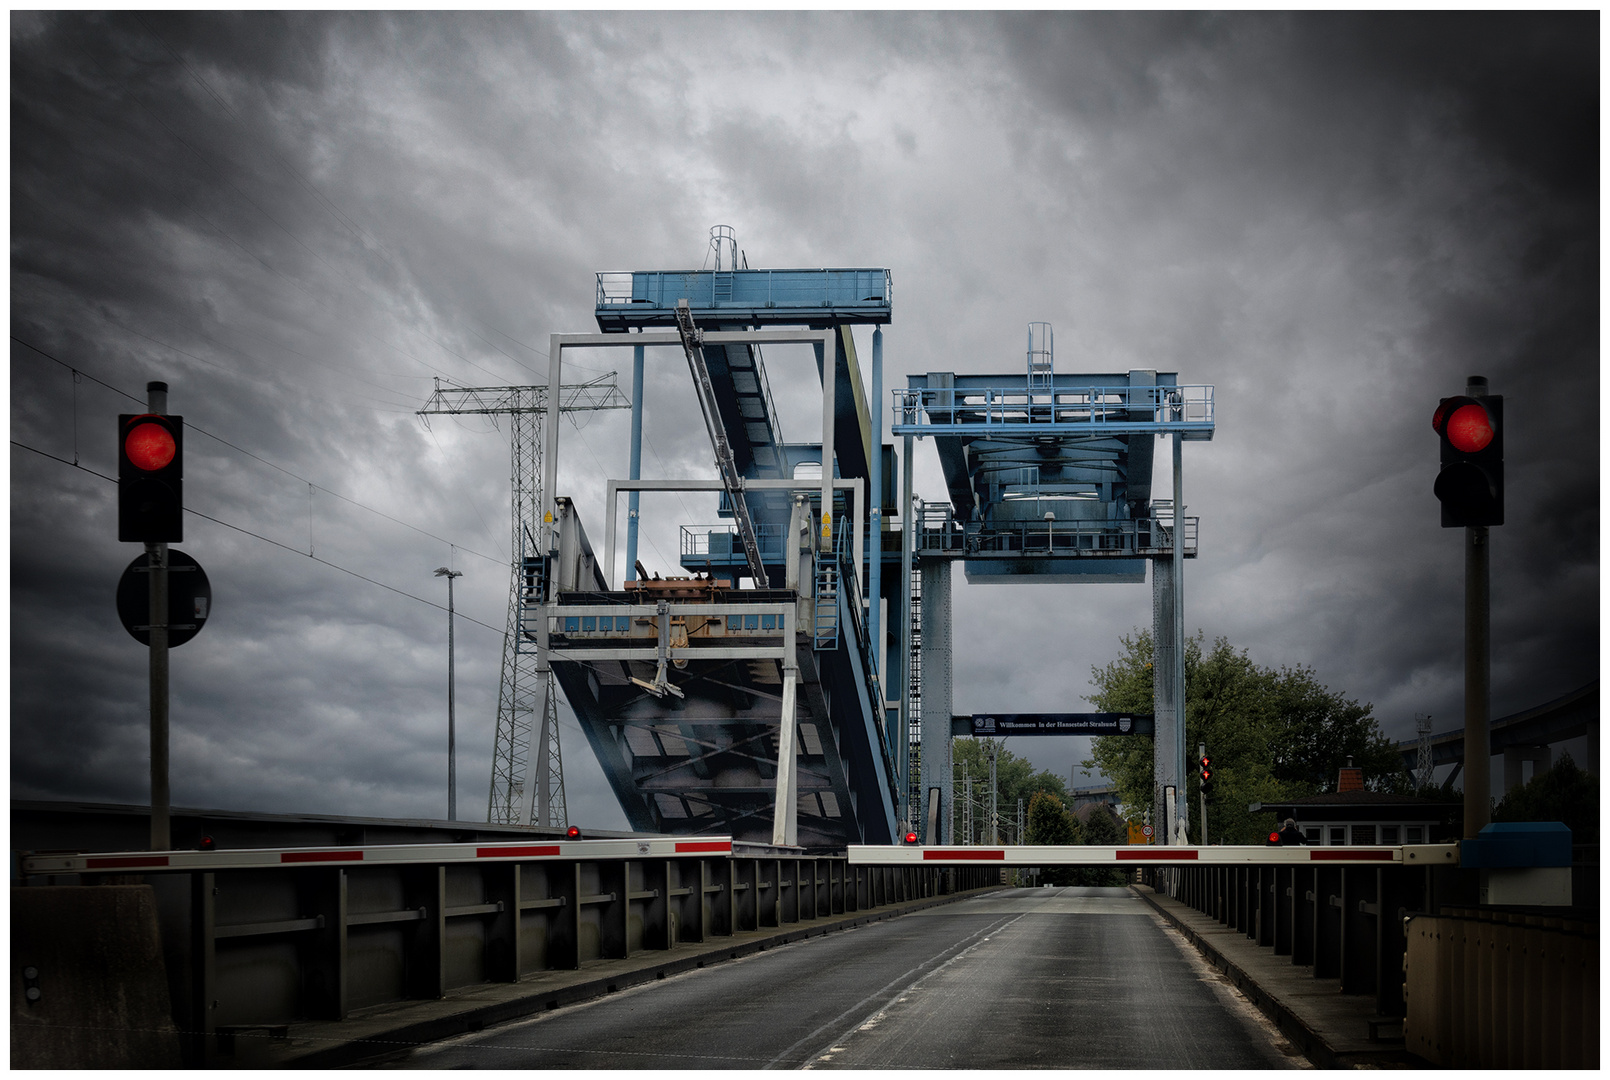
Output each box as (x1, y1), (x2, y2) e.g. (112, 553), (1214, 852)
(891, 383), (1214, 438)
(596, 269), (892, 329)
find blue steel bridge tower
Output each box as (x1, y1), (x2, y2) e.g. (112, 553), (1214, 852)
(891, 322), (1215, 846)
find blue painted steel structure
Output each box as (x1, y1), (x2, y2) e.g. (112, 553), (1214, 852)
(891, 372), (1212, 584)
(532, 259), (901, 849)
(891, 342), (1216, 849)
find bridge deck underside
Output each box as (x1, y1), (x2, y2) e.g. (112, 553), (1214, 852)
(549, 596), (877, 850)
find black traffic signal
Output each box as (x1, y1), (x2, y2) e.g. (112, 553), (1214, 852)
(1432, 394), (1503, 527)
(118, 413), (184, 543)
(1198, 754), (1213, 796)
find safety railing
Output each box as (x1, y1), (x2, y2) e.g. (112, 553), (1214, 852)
(891, 383), (1214, 437)
(1404, 907), (1599, 1068)
(680, 523), (789, 564)
(20, 839), (992, 1067)
(910, 505), (1198, 558)
(596, 269), (892, 328)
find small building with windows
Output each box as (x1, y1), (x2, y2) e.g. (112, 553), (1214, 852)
(1250, 763), (1458, 845)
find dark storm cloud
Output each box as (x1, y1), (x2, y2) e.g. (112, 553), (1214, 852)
(11, 12), (1597, 834)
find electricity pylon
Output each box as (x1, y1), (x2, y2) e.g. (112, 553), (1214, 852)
(419, 374), (630, 826)
(1415, 714), (1435, 791)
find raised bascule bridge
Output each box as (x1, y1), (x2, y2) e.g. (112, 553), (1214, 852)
(533, 229), (1215, 851)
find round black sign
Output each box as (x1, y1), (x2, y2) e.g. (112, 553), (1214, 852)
(116, 549), (211, 647)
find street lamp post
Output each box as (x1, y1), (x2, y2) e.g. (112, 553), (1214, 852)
(434, 566), (463, 820)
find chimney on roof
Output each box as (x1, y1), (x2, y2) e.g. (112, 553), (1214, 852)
(1337, 756), (1364, 793)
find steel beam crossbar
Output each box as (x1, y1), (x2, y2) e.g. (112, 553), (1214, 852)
(845, 844), (1462, 867)
(22, 836), (739, 875)
(890, 383), (1215, 439)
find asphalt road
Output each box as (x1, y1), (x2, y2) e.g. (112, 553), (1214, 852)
(379, 886), (1305, 1070)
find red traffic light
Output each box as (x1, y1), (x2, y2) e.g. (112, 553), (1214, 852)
(1432, 392), (1504, 528)
(1432, 398), (1494, 453)
(904, 831), (919, 844)
(124, 417), (177, 471)
(118, 413), (184, 543)
(565, 825), (581, 839)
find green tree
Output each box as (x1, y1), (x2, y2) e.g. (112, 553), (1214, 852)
(1266, 666), (1406, 794)
(1493, 752), (1598, 844)
(1073, 803), (1128, 886)
(952, 737), (1069, 842)
(1082, 629), (1400, 844)
(1025, 790), (1079, 886)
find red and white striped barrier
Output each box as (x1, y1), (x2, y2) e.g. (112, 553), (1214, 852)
(21, 836), (735, 875)
(846, 843), (1462, 867)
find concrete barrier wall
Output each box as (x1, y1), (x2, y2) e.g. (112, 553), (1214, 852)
(11, 885), (182, 1068)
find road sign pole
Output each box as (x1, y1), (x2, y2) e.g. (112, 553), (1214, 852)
(146, 383), (170, 851)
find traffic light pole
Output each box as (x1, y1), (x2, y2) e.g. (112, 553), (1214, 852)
(146, 382), (170, 852)
(1465, 522), (1490, 837)
(1462, 375), (1491, 839)
(1198, 742), (1207, 846)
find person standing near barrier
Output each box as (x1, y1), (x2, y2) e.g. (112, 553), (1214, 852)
(1277, 818), (1305, 845)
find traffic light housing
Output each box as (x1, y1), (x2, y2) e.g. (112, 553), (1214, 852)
(1432, 395), (1503, 527)
(1198, 754), (1213, 796)
(119, 413), (183, 542)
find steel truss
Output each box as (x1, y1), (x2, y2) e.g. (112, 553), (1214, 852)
(418, 376), (629, 826)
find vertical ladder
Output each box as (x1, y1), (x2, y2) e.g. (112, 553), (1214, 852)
(906, 556), (923, 824)
(813, 551), (840, 650)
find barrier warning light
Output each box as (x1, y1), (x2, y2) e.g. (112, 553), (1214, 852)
(1267, 830), (1281, 846)
(565, 825), (582, 840)
(198, 835), (216, 851)
(1432, 393), (1503, 527)
(118, 413), (184, 542)
(904, 831), (919, 844)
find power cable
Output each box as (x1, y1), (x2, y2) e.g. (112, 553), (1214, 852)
(12, 334), (505, 568)
(10, 437), (502, 635)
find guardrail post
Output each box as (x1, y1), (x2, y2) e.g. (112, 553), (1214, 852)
(189, 871), (216, 1066)
(735, 858), (758, 932)
(759, 859), (780, 928)
(1339, 866), (1378, 996)
(1293, 865), (1316, 967)
(485, 864), (517, 982)
(640, 859), (670, 949)
(1272, 866), (1292, 956)
(303, 867), (346, 1018)
(1314, 865), (1343, 980)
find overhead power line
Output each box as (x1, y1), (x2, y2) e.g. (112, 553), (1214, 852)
(10, 436), (502, 635)
(12, 334), (504, 567)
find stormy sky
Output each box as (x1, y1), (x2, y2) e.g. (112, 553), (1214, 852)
(11, 12), (1598, 833)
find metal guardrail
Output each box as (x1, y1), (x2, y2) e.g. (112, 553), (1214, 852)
(1404, 907), (1599, 1067)
(891, 383), (1214, 437)
(597, 268), (892, 312)
(22, 838), (992, 1066)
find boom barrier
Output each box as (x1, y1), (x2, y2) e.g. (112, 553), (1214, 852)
(848, 843), (1462, 867)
